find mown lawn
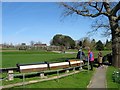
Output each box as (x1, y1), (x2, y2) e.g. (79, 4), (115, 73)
(2, 51), (76, 68)
(14, 70), (94, 88)
(106, 66), (120, 88)
(2, 50), (111, 68)
(1, 50), (111, 88)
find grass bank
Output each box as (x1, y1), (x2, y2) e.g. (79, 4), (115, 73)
(106, 66), (120, 88)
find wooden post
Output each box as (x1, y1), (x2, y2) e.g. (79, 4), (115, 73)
(66, 69), (69, 73)
(79, 66), (82, 71)
(40, 73), (45, 79)
(73, 67), (75, 77)
(57, 70), (59, 82)
(8, 70), (14, 81)
(88, 56), (90, 71)
(22, 73), (25, 88)
(73, 67), (75, 71)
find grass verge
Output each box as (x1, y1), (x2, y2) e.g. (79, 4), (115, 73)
(13, 70), (94, 88)
(106, 66), (120, 88)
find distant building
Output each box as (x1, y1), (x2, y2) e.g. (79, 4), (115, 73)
(34, 44), (47, 47)
(47, 45), (62, 51)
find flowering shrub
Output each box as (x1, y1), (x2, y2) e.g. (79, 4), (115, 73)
(112, 69), (120, 84)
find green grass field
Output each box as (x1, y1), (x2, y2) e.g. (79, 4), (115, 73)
(1, 50), (111, 88)
(15, 71), (94, 88)
(2, 50), (111, 68)
(2, 51), (76, 68)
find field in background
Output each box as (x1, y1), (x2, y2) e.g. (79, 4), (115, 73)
(2, 50), (111, 68)
(2, 51), (76, 68)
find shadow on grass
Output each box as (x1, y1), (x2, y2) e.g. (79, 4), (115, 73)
(49, 58), (76, 63)
(14, 67), (80, 79)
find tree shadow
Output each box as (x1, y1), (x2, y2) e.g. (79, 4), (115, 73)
(52, 57), (77, 62)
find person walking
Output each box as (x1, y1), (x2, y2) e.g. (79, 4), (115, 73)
(76, 48), (85, 59)
(98, 50), (103, 67)
(88, 47), (94, 70)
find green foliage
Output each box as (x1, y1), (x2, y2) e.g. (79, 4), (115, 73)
(105, 39), (112, 50)
(78, 41), (82, 46)
(82, 37), (91, 48)
(96, 40), (104, 50)
(112, 70), (120, 84)
(51, 34), (75, 49)
(106, 66), (120, 88)
(91, 39), (96, 50)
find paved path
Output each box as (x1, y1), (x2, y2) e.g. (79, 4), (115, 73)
(88, 65), (108, 88)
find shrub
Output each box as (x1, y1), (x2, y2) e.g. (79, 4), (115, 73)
(112, 69), (120, 84)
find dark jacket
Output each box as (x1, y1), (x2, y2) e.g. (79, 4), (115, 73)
(77, 51), (85, 59)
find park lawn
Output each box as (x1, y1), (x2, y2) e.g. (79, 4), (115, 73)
(14, 70), (94, 88)
(2, 50), (111, 68)
(2, 51), (76, 68)
(106, 66), (120, 88)
(1, 50), (111, 87)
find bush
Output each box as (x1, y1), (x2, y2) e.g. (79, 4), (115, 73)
(112, 69), (120, 84)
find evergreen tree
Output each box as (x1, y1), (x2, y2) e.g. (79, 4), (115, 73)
(105, 39), (112, 50)
(96, 40), (104, 50)
(91, 39), (96, 50)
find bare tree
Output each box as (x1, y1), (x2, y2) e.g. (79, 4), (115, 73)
(60, 1), (120, 67)
(30, 41), (35, 46)
(81, 37), (91, 48)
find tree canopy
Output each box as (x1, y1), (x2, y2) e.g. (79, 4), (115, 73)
(96, 40), (104, 50)
(51, 34), (75, 49)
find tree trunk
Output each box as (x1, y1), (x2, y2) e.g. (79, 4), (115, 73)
(112, 35), (120, 68)
(109, 16), (120, 68)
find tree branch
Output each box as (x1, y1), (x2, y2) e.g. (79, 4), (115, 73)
(118, 16), (120, 21)
(60, 2), (108, 18)
(111, 1), (120, 16)
(88, 2), (108, 16)
(103, 2), (111, 15)
(89, 2), (101, 12)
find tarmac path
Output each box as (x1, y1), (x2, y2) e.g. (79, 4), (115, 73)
(87, 65), (108, 88)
